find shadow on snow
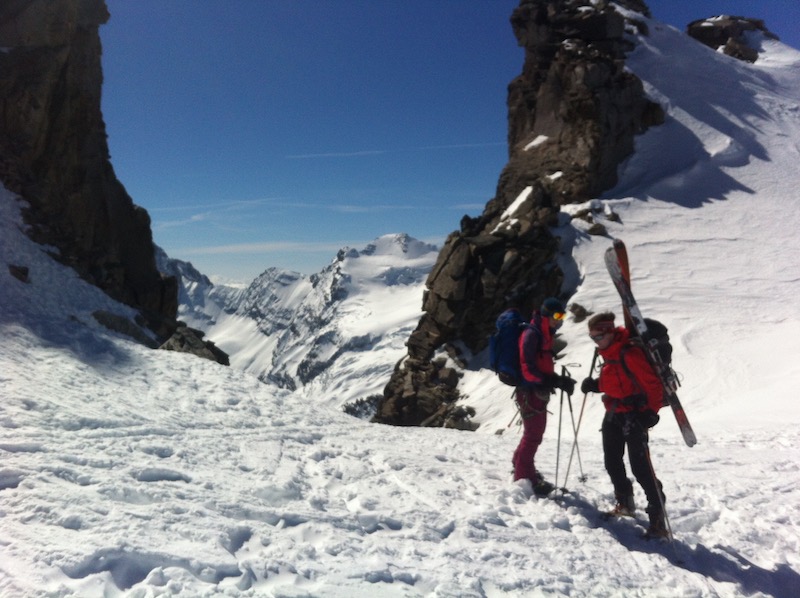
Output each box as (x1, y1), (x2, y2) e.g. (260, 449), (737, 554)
(558, 492), (799, 598)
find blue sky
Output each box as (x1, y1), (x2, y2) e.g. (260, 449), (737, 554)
(100, 0), (800, 282)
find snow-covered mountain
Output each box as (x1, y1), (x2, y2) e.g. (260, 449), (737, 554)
(155, 245), (218, 323)
(3, 8), (800, 598)
(165, 234), (438, 407)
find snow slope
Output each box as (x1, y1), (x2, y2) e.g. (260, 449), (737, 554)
(2, 11), (800, 598)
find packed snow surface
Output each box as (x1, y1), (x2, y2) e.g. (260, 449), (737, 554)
(2, 12), (800, 598)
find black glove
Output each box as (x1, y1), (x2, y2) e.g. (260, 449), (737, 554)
(621, 394), (647, 409)
(581, 377), (600, 394)
(637, 410), (660, 428)
(546, 374), (575, 396)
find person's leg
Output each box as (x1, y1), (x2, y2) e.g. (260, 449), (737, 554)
(626, 423), (665, 509)
(602, 414), (635, 511)
(513, 389), (548, 484)
(626, 422), (667, 535)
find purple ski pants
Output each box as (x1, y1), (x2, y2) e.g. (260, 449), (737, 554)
(512, 387), (549, 483)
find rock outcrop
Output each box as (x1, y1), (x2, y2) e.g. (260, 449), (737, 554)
(374, 0), (663, 427)
(0, 0), (177, 338)
(160, 324), (230, 366)
(687, 15), (779, 63)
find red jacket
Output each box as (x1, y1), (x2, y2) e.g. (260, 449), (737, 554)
(598, 327), (663, 413)
(519, 313), (555, 387)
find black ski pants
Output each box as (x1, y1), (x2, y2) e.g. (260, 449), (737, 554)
(601, 412), (664, 511)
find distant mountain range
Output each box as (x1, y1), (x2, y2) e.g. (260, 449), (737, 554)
(157, 234), (438, 410)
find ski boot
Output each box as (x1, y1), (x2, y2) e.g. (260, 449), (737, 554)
(533, 472), (555, 497)
(644, 506), (669, 539)
(604, 493), (635, 518)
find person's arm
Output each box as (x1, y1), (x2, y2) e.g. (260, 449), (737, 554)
(519, 326), (544, 385)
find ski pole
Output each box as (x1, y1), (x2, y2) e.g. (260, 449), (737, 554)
(505, 388), (520, 431)
(554, 385), (565, 492)
(558, 364), (584, 489)
(564, 350), (598, 485)
(643, 436), (675, 547)
(639, 428), (683, 562)
(565, 381), (585, 481)
(506, 409), (520, 430)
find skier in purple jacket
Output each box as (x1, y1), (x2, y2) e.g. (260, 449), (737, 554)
(512, 297), (575, 496)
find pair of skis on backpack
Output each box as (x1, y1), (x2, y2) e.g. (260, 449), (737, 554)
(605, 239), (697, 448)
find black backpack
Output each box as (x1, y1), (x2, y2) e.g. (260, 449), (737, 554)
(619, 318), (674, 408)
(639, 318), (672, 367)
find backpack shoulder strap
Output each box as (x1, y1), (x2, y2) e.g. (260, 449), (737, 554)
(618, 341), (645, 394)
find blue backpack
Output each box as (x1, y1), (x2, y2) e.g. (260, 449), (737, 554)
(489, 309), (530, 386)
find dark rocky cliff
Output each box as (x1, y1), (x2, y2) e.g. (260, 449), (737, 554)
(374, 0), (663, 427)
(686, 15), (779, 63)
(0, 0), (177, 337)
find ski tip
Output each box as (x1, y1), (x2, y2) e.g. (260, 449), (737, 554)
(681, 429), (698, 447)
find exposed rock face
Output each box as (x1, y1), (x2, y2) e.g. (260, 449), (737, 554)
(374, 0), (663, 427)
(0, 0), (177, 338)
(505, 0), (663, 203)
(160, 324), (230, 366)
(687, 15), (779, 63)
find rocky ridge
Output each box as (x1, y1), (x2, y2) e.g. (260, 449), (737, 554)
(373, 0), (663, 427)
(687, 15), (780, 63)
(0, 0), (226, 363)
(0, 1), (176, 338)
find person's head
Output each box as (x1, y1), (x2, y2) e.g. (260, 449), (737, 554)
(587, 311), (616, 349)
(541, 297), (567, 330)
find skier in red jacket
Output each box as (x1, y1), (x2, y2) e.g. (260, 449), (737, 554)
(512, 297), (575, 496)
(580, 312), (668, 538)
